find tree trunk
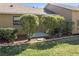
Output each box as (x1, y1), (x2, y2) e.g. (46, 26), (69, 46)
(28, 38), (31, 41)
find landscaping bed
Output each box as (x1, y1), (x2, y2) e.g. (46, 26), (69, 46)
(0, 35), (26, 44)
(0, 35), (79, 56)
(0, 34), (78, 46)
(0, 34), (66, 44)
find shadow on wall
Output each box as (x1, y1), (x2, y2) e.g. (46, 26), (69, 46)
(44, 8), (56, 14)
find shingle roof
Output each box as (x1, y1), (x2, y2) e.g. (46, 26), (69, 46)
(0, 3), (46, 14)
(49, 3), (79, 11)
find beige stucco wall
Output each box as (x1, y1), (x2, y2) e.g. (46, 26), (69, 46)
(0, 14), (13, 27)
(0, 14), (22, 27)
(72, 11), (79, 34)
(0, 7), (79, 34)
(45, 4), (79, 34)
(0, 14), (23, 34)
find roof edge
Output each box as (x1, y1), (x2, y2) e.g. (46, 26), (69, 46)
(48, 3), (79, 12)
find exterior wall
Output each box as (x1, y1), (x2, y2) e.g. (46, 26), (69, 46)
(72, 11), (79, 34)
(0, 14), (13, 27)
(0, 14), (22, 27)
(45, 4), (72, 21)
(0, 6), (79, 34)
(0, 14), (23, 34)
(45, 4), (79, 34)
(45, 4), (77, 34)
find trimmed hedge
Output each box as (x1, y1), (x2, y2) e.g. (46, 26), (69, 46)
(40, 14), (65, 35)
(20, 14), (72, 38)
(20, 14), (39, 41)
(0, 28), (17, 42)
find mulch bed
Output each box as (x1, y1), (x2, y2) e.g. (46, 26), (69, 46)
(0, 34), (75, 44)
(0, 34), (79, 46)
(0, 35), (27, 44)
(0, 35), (55, 44)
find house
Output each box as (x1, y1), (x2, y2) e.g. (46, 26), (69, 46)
(0, 3), (49, 34)
(0, 3), (79, 34)
(45, 3), (79, 34)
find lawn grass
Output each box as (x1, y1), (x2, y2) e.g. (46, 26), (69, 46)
(0, 35), (79, 56)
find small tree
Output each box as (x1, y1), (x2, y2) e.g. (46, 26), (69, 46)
(40, 14), (65, 36)
(40, 15), (57, 34)
(20, 14), (39, 41)
(55, 15), (65, 33)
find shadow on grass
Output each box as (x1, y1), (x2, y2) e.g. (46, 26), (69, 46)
(55, 36), (79, 45)
(0, 44), (29, 56)
(0, 36), (79, 56)
(28, 41), (57, 50)
(30, 37), (79, 50)
(0, 41), (58, 56)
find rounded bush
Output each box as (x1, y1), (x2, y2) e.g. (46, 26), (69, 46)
(20, 14), (39, 40)
(39, 14), (65, 35)
(0, 28), (17, 42)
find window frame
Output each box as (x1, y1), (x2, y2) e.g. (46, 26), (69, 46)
(13, 16), (21, 25)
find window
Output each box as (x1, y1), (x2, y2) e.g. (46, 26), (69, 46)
(77, 20), (79, 29)
(77, 20), (79, 26)
(13, 16), (21, 25)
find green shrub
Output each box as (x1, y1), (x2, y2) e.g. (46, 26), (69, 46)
(42, 15), (57, 34)
(40, 14), (65, 35)
(54, 15), (65, 35)
(20, 14), (70, 38)
(0, 28), (17, 42)
(63, 21), (74, 35)
(20, 14), (39, 41)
